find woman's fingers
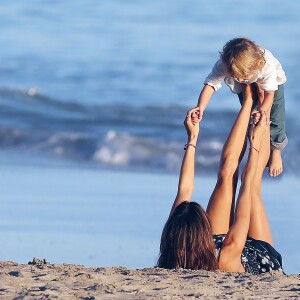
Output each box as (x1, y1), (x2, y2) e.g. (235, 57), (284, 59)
(185, 109), (194, 126)
(189, 107), (200, 115)
(187, 108), (200, 122)
(184, 108), (200, 136)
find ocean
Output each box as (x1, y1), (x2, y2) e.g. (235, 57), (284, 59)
(0, 0), (300, 274)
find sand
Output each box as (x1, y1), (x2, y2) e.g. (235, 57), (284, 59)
(0, 258), (299, 299)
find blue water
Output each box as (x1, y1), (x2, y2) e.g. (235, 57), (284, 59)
(0, 0), (300, 174)
(0, 1), (300, 274)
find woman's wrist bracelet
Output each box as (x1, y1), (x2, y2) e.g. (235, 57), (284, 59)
(184, 143), (196, 150)
(249, 146), (259, 153)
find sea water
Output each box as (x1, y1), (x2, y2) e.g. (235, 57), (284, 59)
(0, 0), (300, 174)
(0, 0), (299, 273)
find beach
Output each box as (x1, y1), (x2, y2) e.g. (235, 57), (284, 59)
(1, 163), (300, 275)
(1, 0), (300, 298)
(1, 259), (300, 299)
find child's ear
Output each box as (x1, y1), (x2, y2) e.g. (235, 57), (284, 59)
(257, 59), (265, 68)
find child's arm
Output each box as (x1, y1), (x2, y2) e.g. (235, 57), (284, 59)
(197, 85), (215, 120)
(260, 90), (275, 113)
(195, 59), (225, 121)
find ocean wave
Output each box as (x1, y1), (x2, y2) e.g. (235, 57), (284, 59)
(0, 87), (299, 174)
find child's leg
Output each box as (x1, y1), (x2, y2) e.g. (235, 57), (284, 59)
(247, 125), (274, 245)
(269, 84), (288, 177)
(206, 85), (252, 234)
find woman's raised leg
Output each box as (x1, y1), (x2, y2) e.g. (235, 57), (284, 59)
(207, 85), (253, 234)
(247, 116), (274, 245)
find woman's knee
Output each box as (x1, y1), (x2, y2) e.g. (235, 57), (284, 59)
(218, 158), (238, 180)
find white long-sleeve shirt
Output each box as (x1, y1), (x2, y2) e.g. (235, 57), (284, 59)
(204, 48), (287, 94)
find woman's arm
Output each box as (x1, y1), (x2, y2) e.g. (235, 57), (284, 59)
(218, 112), (269, 271)
(169, 108), (200, 216)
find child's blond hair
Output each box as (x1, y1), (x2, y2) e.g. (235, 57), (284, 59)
(220, 37), (265, 78)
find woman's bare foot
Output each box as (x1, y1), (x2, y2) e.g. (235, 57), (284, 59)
(243, 84), (253, 105)
(252, 82), (264, 106)
(269, 149), (283, 176)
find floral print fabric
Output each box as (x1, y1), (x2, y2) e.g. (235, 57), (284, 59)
(213, 234), (284, 275)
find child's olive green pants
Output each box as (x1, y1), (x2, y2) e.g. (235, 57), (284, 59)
(238, 84), (288, 150)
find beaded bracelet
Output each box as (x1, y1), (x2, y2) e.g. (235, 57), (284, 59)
(184, 143), (196, 150)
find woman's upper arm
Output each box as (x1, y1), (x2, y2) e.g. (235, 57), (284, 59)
(169, 187), (193, 216)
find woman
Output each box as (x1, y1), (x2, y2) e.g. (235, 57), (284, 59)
(157, 85), (283, 274)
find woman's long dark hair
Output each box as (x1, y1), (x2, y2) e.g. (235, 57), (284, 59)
(157, 201), (218, 270)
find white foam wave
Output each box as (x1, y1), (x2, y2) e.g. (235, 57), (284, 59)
(94, 130), (157, 166)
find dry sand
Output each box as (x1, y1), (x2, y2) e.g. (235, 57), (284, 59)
(0, 259), (300, 299)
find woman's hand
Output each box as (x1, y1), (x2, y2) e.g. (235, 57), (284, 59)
(184, 107), (200, 141)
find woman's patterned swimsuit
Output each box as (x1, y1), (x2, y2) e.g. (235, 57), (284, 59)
(213, 234), (284, 275)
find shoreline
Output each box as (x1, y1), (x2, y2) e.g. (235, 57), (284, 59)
(1, 259), (300, 299)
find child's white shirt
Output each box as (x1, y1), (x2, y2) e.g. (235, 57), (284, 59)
(204, 48), (287, 94)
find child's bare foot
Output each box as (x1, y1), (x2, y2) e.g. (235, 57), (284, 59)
(256, 83), (264, 106)
(250, 82), (264, 106)
(269, 149), (283, 176)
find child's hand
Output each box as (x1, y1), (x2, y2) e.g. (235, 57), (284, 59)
(191, 107), (203, 124)
(251, 110), (261, 125)
(250, 110), (270, 142)
(198, 108), (204, 121)
(191, 110), (200, 124)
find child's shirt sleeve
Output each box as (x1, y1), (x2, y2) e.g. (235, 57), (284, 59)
(259, 49), (287, 91)
(259, 69), (278, 91)
(259, 61), (279, 91)
(204, 59), (226, 91)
